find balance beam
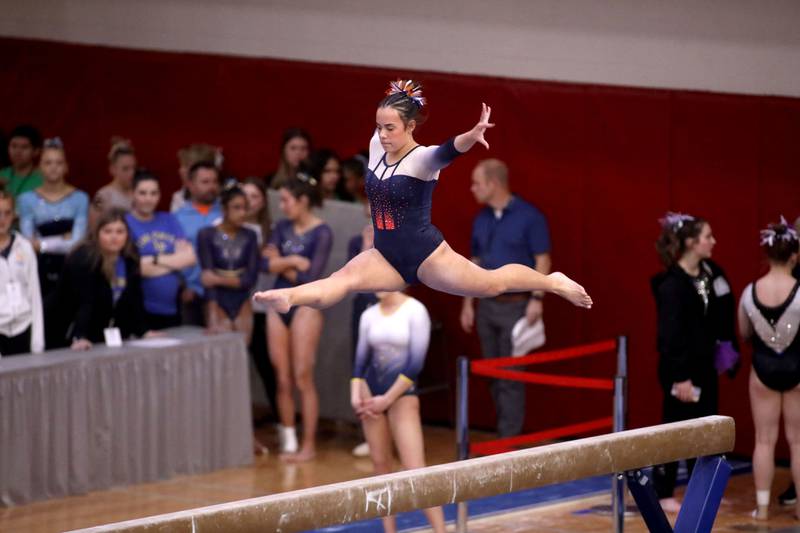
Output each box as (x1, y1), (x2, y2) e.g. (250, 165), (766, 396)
(68, 415), (734, 533)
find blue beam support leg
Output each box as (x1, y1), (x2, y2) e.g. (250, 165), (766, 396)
(673, 455), (731, 533)
(626, 469), (674, 533)
(625, 454), (731, 533)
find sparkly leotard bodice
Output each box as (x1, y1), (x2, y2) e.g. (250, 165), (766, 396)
(365, 129), (462, 283)
(741, 280), (800, 391)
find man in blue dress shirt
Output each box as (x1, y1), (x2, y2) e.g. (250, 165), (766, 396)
(460, 159), (551, 438)
(174, 161), (222, 326)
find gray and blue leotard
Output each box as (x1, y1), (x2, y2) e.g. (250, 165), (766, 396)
(366, 130), (462, 284)
(352, 296), (431, 396)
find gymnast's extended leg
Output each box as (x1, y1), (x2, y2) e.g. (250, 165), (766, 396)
(253, 249), (406, 312)
(417, 241), (592, 307)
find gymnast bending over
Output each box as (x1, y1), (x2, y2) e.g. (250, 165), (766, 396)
(254, 80), (592, 313)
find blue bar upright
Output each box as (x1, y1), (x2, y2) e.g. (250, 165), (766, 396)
(673, 455), (732, 533)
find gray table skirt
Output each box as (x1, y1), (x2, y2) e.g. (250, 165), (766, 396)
(0, 327), (253, 506)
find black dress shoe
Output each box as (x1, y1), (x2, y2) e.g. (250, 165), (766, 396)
(779, 483), (797, 506)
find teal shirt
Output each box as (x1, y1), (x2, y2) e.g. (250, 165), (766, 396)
(0, 167), (44, 198)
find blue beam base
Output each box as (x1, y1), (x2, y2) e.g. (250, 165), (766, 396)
(626, 454), (731, 533)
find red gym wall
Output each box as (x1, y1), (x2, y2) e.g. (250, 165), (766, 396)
(3, 37), (799, 457)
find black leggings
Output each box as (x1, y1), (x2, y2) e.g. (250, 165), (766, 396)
(250, 312), (277, 421)
(144, 312), (182, 331)
(0, 327), (32, 356)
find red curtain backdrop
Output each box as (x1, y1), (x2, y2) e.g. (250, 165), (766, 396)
(3, 37), (799, 456)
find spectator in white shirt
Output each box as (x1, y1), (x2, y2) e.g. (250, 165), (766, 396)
(0, 190), (43, 356)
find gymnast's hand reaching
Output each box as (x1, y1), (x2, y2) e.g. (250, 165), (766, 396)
(454, 103), (495, 152)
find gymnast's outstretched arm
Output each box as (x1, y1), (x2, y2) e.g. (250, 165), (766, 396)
(418, 103), (495, 174)
(454, 103), (494, 152)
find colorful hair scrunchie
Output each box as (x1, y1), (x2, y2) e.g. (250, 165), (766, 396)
(386, 79), (426, 108)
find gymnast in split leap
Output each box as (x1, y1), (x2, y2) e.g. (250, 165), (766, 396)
(254, 80), (592, 314)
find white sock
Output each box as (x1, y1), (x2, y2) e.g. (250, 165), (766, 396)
(279, 425), (298, 453)
(756, 490), (770, 507)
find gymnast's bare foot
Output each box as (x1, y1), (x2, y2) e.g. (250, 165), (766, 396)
(253, 437), (269, 456)
(252, 289), (292, 313)
(660, 497), (681, 514)
(280, 448), (316, 463)
(548, 272), (593, 309)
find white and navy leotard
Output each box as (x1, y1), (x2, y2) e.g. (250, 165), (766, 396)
(352, 297), (431, 396)
(366, 130), (462, 283)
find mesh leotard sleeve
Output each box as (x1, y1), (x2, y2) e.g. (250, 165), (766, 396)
(196, 227), (214, 270)
(238, 229), (259, 291)
(261, 221), (284, 272)
(295, 224), (333, 285)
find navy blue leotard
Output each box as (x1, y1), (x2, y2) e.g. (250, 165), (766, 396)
(365, 130), (462, 284)
(197, 225), (259, 320)
(268, 219), (333, 326)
